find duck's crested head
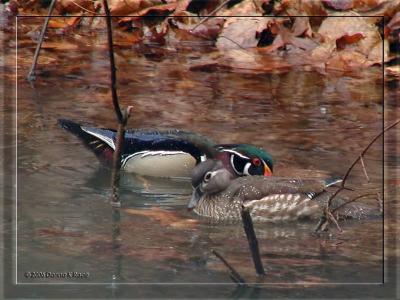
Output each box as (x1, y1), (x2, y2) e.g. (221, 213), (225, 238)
(215, 143), (274, 177)
(188, 160), (233, 210)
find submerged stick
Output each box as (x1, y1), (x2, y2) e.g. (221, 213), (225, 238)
(211, 249), (246, 286)
(240, 206), (265, 276)
(27, 0), (57, 81)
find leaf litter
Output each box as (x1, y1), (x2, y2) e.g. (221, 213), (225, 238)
(6, 0), (398, 75)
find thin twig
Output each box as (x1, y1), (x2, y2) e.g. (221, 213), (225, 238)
(103, 0), (132, 205)
(331, 193), (378, 215)
(103, 0), (123, 123)
(327, 120), (400, 209)
(326, 209), (342, 232)
(317, 119), (400, 232)
(69, 0), (100, 15)
(27, 0), (56, 81)
(211, 249), (246, 286)
(359, 155), (370, 182)
(190, 0), (230, 32)
(240, 206), (266, 276)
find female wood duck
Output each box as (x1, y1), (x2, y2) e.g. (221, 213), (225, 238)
(188, 160), (377, 222)
(58, 119), (273, 179)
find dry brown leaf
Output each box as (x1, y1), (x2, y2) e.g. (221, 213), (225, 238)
(386, 65), (400, 77)
(366, 39), (389, 65)
(220, 0), (261, 17)
(292, 17), (313, 37)
(276, 0), (327, 16)
(170, 0), (191, 16)
(135, 1), (178, 16)
(216, 17), (267, 50)
(326, 49), (368, 70)
(171, 17), (224, 40)
(318, 12), (387, 61)
(37, 227), (84, 238)
(385, 11), (400, 36)
(109, 0), (162, 15)
(336, 32), (364, 49)
(40, 41), (80, 50)
(260, 20), (318, 53)
(124, 207), (198, 229)
(310, 38), (336, 61)
(54, 0), (95, 14)
(322, 0), (353, 10)
(352, 0), (388, 12)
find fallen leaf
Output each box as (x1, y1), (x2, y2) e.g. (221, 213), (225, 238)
(261, 20), (318, 53)
(336, 32), (364, 49)
(170, 0), (192, 16)
(352, 0), (388, 12)
(109, 0), (162, 15)
(326, 49), (368, 70)
(124, 207), (198, 229)
(55, 0), (95, 14)
(386, 65), (400, 76)
(318, 13), (379, 56)
(171, 17), (224, 40)
(322, 0), (353, 10)
(219, 0), (261, 16)
(40, 41), (80, 50)
(216, 17), (267, 50)
(37, 227), (84, 238)
(48, 17), (81, 29)
(275, 0), (327, 16)
(385, 11), (400, 36)
(292, 17), (313, 37)
(135, 1), (177, 17)
(316, 12), (389, 67)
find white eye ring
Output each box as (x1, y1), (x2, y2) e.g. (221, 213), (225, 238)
(204, 172), (212, 182)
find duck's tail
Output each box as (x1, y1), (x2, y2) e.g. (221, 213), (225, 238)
(58, 119), (115, 164)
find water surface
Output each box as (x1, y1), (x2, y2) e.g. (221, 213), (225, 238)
(2, 18), (398, 298)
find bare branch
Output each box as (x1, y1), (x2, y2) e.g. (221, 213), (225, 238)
(316, 119), (400, 232)
(27, 0), (56, 81)
(103, 0), (132, 205)
(211, 249), (246, 286)
(103, 0), (123, 124)
(327, 119), (400, 209)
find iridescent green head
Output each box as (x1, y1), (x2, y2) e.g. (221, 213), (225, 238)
(215, 144), (274, 177)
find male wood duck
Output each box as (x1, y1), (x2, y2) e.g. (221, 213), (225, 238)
(188, 160), (378, 222)
(58, 119), (274, 179)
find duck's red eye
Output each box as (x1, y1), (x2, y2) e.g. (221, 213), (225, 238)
(252, 158), (261, 167)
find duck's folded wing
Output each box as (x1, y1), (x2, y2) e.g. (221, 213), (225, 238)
(233, 176), (328, 200)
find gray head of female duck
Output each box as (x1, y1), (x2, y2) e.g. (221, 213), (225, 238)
(188, 160), (234, 211)
(187, 160), (378, 222)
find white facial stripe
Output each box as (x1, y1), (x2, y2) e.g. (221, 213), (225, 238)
(230, 154), (242, 175)
(222, 149), (250, 160)
(200, 155), (207, 162)
(82, 127), (116, 150)
(243, 162), (252, 175)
